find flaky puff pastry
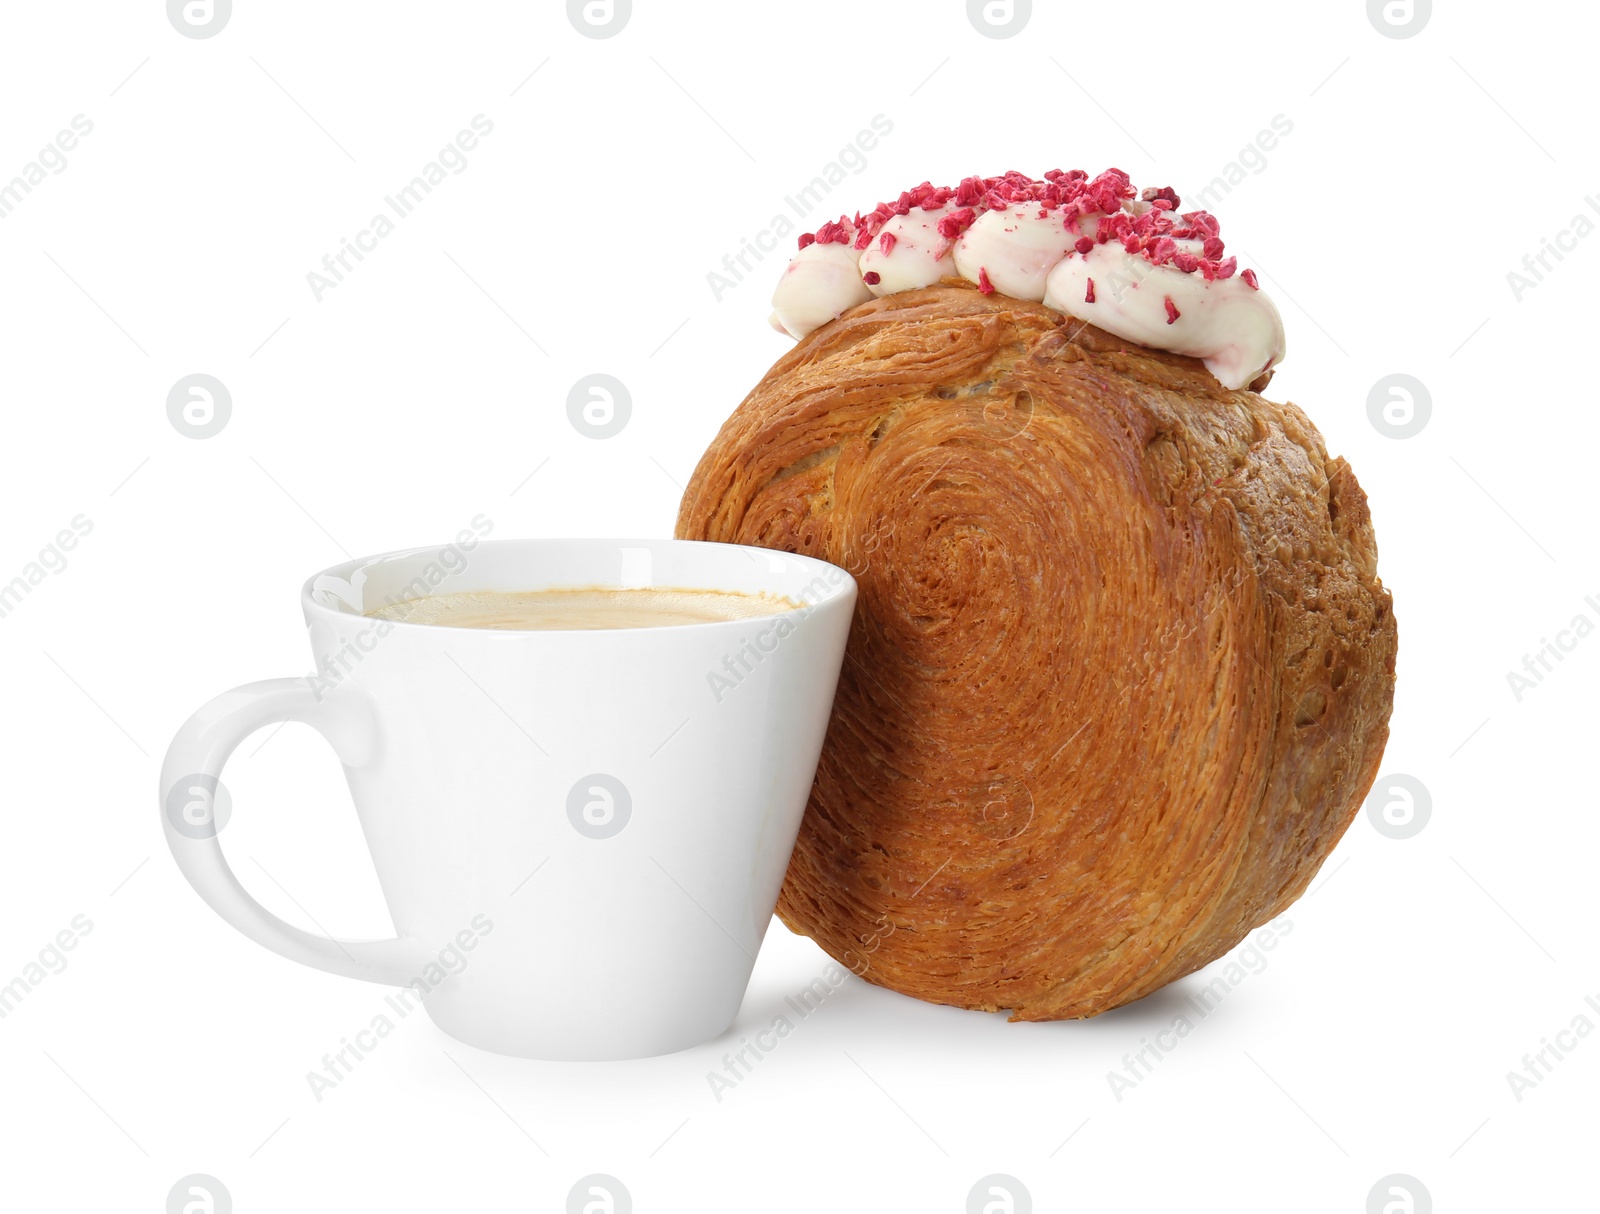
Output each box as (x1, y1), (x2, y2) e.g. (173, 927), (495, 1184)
(677, 284), (1396, 1020)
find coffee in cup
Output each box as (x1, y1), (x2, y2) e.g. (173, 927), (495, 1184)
(365, 586), (794, 630)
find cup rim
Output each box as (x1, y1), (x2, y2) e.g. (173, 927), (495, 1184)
(300, 536), (857, 636)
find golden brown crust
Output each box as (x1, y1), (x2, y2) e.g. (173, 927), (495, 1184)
(676, 285), (1397, 1020)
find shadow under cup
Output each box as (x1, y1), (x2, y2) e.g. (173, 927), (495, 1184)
(164, 538), (856, 1063)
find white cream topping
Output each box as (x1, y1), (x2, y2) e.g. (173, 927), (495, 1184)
(951, 205), (1078, 302)
(768, 189), (1287, 390)
(769, 239), (873, 340)
(857, 205), (955, 296)
(1043, 246), (1285, 390)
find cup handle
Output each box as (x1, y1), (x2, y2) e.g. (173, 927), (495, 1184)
(160, 677), (432, 985)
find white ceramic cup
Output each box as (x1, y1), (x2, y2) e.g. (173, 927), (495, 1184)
(160, 537), (856, 1060)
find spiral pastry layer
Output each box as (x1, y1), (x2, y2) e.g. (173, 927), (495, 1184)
(677, 284), (1396, 1019)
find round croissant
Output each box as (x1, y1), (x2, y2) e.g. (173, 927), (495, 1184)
(677, 284), (1397, 1020)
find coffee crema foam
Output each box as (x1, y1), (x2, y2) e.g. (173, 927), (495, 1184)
(364, 587), (795, 631)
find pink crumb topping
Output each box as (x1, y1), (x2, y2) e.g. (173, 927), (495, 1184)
(977, 268), (995, 295)
(937, 207), (978, 239)
(790, 169), (1263, 296)
(812, 219), (853, 246)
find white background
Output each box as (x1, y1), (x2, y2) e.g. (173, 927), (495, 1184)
(1, 1), (1594, 1210)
